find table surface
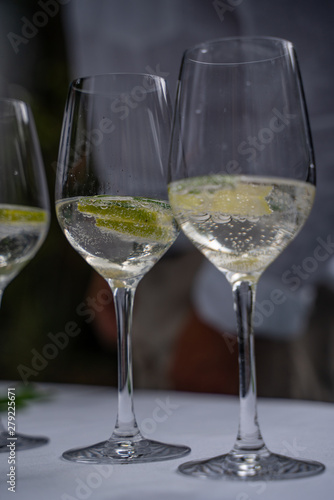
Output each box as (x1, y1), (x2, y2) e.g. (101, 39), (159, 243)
(0, 383), (333, 499)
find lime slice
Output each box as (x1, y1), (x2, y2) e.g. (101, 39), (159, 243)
(0, 206), (48, 224)
(78, 197), (175, 242)
(77, 198), (160, 225)
(225, 255), (264, 272)
(95, 218), (171, 241)
(169, 176), (272, 217)
(209, 184), (272, 216)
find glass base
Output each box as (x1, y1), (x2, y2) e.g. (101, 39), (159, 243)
(62, 436), (191, 464)
(178, 449), (325, 480)
(0, 431), (49, 452)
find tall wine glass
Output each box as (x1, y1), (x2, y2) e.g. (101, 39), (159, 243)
(55, 73), (190, 463)
(0, 98), (50, 451)
(168, 37), (325, 480)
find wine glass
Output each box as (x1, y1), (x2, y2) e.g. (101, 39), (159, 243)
(0, 98), (50, 451)
(55, 73), (191, 464)
(168, 37), (325, 480)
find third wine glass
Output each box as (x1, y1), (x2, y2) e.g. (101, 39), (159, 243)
(0, 98), (50, 451)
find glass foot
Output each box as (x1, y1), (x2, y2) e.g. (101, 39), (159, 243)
(0, 431), (49, 452)
(62, 436), (191, 464)
(178, 449), (325, 480)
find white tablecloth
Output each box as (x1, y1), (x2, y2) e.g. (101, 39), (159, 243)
(0, 383), (333, 499)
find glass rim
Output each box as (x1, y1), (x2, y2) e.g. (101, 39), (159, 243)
(70, 72), (168, 95)
(0, 97), (31, 122)
(0, 97), (30, 110)
(183, 36), (295, 66)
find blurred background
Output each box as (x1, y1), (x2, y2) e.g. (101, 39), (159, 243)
(0, 0), (333, 402)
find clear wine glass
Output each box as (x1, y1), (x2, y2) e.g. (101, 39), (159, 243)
(55, 73), (191, 464)
(168, 37), (325, 480)
(0, 98), (50, 451)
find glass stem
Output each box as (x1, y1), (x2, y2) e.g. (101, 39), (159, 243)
(232, 280), (266, 453)
(109, 284), (140, 440)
